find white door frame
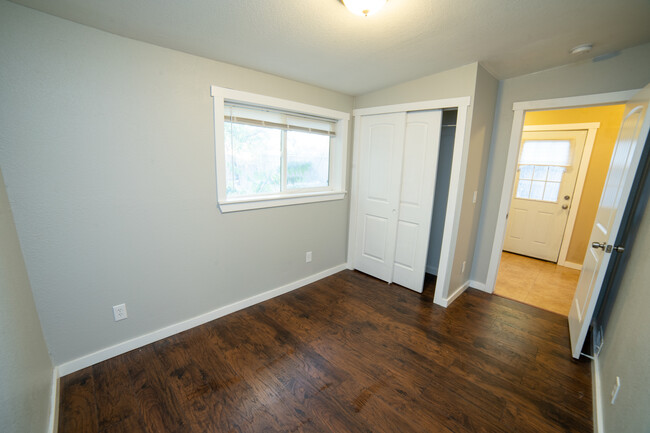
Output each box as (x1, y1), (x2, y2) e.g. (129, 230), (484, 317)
(484, 90), (639, 294)
(520, 123), (600, 269)
(347, 96), (471, 306)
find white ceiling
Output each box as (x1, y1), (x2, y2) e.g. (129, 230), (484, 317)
(9, 0), (650, 95)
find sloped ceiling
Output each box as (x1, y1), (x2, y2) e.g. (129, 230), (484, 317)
(9, 0), (650, 95)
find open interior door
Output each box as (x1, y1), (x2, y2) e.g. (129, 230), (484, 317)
(569, 85), (650, 358)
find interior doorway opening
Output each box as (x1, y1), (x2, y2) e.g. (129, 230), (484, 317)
(493, 104), (626, 316)
(424, 109), (457, 280)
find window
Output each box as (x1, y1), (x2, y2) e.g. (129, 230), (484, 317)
(211, 87), (349, 212)
(515, 140), (571, 202)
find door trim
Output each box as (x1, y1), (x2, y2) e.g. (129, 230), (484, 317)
(522, 122), (600, 268)
(484, 90), (639, 294)
(347, 96), (471, 307)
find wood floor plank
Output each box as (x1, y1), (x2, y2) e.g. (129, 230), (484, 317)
(59, 368), (98, 433)
(58, 270), (592, 433)
(92, 355), (144, 433)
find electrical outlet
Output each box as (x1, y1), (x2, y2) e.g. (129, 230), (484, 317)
(611, 376), (621, 404)
(472, 190), (478, 204)
(306, 251), (312, 263)
(113, 303), (128, 321)
(461, 261), (466, 273)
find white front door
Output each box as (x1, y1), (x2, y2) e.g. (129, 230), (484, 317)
(354, 112), (407, 282)
(392, 110), (442, 292)
(569, 85), (650, 359)
(503, 130), (587, 262)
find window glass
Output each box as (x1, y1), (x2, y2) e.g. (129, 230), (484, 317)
(533, 165), (548, 181)
(547, 166), (565, 182)
(516, 180), (532, 199)
(516, 163), (565, 202)
(530, 181), (545, 200)
(224, 123), (282, 197)
(519, 165), (534, 180)
(286, 131), (330, 189)
(543, 181), (561, 202)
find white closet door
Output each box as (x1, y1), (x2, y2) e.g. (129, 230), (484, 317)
(354, 112), (407, 282)
(392, 110), (442, 292)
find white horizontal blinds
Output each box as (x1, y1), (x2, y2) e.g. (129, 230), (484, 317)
(519, 140), (572, 166)
(224, 102), (337, 137)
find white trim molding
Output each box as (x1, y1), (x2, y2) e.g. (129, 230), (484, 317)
(513, 90), (638, 112)
(352, 96), (471, 117)
(485, 90), (639, 294)
(469, 280), (488, 293)
(592, 356), (605, 433)
(561, 261), (583, 271)
(437, 280), (470, 307)
(48, 367), (60, 433)
(57, 264), (347, 376)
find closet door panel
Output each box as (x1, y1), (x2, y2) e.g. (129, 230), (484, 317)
(354, 112), (407, 282)
(392, 110), (443, 292)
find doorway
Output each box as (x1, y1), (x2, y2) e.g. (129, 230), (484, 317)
(347, 97), (471, 301)
(493, 104), (627, 316)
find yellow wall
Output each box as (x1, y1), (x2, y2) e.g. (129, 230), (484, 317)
(523, 104), (626, 264)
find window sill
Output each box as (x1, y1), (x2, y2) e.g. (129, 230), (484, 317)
(218, 191), (347, 213)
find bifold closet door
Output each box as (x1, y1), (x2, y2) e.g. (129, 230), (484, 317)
(354, 112), (407, 282)
(392, 110), (442, 292)
(354, 110), (442, 291)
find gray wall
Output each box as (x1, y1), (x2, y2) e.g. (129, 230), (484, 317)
(0, 1), (354, 366)
(0, 167), (53, 433)
(450, 64), (498, 291)
(354, 63), (478, 109)
(472, 42), (650, 283)
(598, 203), (650, 432)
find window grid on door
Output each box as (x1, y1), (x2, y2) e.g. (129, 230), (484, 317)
(515, 164), (565, 202)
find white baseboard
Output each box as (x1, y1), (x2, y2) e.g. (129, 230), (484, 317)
(47, 367), (59, 433)
(559, 261), (583, 271)
(425, 264), (438, 275)
(469, 279), (490, 293)
(57, 264), (347, 377)
(592, 355), (605, 433)
(438, 280), (470, 307)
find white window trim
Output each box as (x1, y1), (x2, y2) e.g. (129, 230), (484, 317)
(211, 86), (350, 213)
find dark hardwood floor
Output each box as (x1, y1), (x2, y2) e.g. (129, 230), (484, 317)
(59, 270), (592, 433)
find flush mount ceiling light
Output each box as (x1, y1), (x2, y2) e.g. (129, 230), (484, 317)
(570, 43), (593, 55)
(342, 0), (387, 16)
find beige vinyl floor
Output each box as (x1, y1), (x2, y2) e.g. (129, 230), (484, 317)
(494, 251), (581, 316)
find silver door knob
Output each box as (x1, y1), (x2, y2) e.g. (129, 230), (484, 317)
(592, 242), (606, 250)
(562, 204), (569, 209)
(612, 245), (625, 253)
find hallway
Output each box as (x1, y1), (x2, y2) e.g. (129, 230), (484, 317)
(494, 252), (580, 316)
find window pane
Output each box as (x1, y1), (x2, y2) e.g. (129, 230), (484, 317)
(543, 181), (561, 202)
(548, 166), (565, 182)
(533, 165), (548, 181)
(519, 165), (534, 180)
(286, 131), (330, 189)
(516, 180), (531, 199)
(519, 140), (571, 166)
(530, 181), (545, 200)
(224, 123), (281, 197)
